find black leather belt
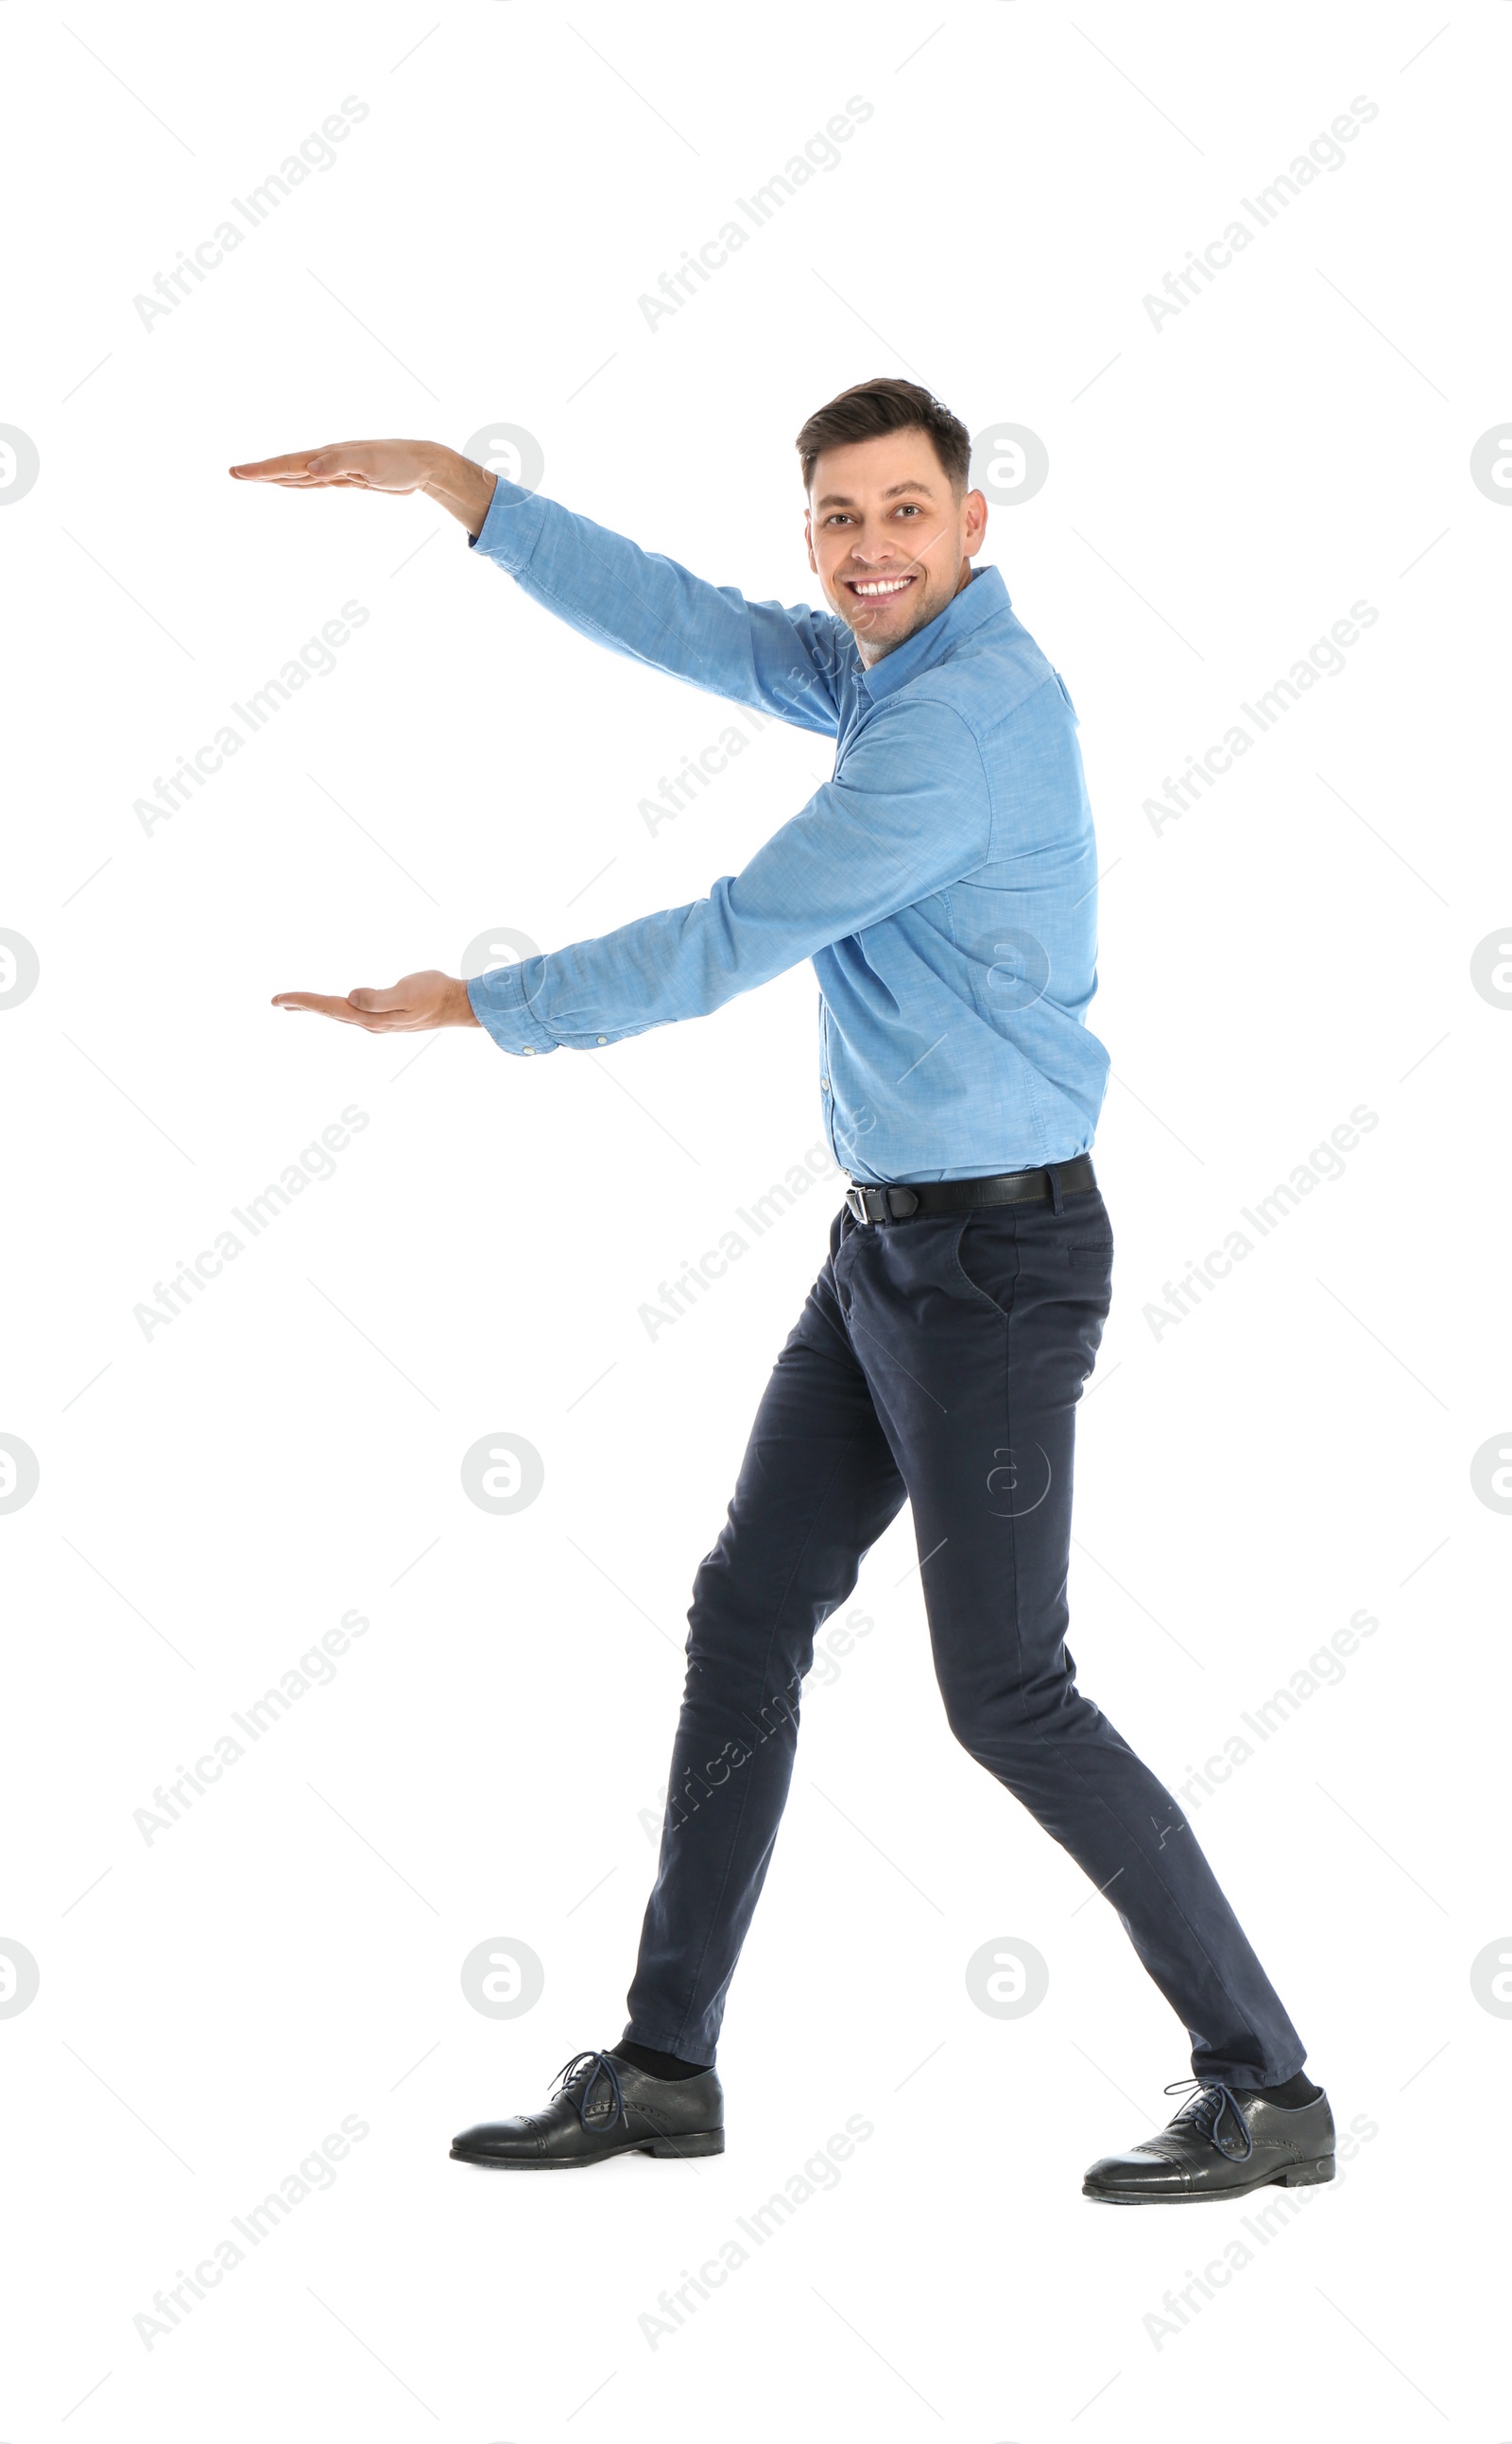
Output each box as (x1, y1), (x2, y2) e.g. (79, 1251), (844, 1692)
(843, 1154), (1096, 1226)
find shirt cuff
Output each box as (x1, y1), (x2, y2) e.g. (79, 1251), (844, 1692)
(467, 474), (549, 572)
(466, 961), (558, 1057)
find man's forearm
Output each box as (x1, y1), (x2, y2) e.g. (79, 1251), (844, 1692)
(421, 447), (497, 539)
(469, 479), (846, 734)
(467, 699), (988, 1059)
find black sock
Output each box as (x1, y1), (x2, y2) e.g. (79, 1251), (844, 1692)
(616, 2040), (708, 2082)
(1252, 2071), (1322, 2108)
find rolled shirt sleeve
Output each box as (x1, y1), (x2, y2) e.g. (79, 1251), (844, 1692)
(465, 697), (991, 1057)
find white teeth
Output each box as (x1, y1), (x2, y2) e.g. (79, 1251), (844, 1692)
(853, 577), (910, 595)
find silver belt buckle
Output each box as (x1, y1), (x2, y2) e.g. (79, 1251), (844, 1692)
(845, 1181), (875, 1226)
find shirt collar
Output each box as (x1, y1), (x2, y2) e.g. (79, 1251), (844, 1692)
(853, 562), (1010, 702)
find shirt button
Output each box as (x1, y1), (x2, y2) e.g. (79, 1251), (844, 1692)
(522, 1044), (535, 1056)
(820, 1076), (830, 1090)
(596, 1035), (607, 1044)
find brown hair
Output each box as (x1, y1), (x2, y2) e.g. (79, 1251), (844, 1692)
(795, 376), (971, 494)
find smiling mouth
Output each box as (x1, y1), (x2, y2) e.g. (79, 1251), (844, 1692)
(844, 572), (918, 601)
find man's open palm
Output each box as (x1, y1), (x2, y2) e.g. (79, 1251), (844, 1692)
(273, 972), (480, 1032)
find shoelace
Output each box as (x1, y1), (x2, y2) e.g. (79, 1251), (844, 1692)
(1162, 2077), (1254, 2162)
(552, 2050), (627, 2132)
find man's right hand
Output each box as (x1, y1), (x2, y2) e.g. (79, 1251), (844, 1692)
(230, 440), (497, 537)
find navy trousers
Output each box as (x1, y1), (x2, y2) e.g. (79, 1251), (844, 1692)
(624, 1178), (1305, 2089)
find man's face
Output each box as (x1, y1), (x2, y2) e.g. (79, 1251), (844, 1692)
(805, 428), (988, 665)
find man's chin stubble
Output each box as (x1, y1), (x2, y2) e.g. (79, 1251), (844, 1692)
(844, 587), (941, 663)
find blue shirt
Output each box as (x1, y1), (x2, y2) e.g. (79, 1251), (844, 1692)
(466, 477), (1109, 1182)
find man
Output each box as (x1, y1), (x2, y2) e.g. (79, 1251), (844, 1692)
(232, 378), (1334, 2201)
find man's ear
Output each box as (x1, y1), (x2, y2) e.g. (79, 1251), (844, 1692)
(803, 506), (818, 577)
(963, 488), (988, 557)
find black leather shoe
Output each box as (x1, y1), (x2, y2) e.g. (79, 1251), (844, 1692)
(1082, 2078), (1335, 2204)
(450, 2048), (725, 2170)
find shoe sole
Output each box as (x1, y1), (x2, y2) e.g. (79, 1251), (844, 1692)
(1082, 2154), (1335, 2204)
(450, 2129), (725, 2169)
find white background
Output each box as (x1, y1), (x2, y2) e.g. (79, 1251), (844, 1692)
(2, 1), (1507, 2435)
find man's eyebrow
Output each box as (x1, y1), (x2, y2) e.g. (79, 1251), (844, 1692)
(814, 478), (938, 509)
